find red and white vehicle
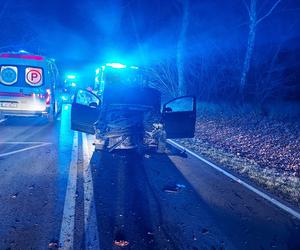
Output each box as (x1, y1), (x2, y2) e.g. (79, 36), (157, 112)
(0, 51), (62, 122)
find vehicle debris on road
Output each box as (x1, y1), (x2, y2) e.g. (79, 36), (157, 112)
(113, 240), (130, 247)
(163, 183), (186, 193)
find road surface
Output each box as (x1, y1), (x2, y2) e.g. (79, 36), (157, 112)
(0, 105), (299, 250)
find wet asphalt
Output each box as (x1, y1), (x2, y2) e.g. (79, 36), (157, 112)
(0, 105), (300, 250)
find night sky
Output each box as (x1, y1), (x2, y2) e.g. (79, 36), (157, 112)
(0, 0), (299, 75)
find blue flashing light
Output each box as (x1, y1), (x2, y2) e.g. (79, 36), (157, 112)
(71, 82), (76, 87)
(130, 66), (139, 70)
(19, 49), (28, 53)
(66, 75), (76, 79)
(61, 95), (68, 101)
(106, 63), (127, 69)
(95, 68), (100, 74)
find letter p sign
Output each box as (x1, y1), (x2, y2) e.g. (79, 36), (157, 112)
(26, 67), (43, 86)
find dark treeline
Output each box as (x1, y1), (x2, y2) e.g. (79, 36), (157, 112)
(143, 0), (300, 112)
(1, 0), (300, 115)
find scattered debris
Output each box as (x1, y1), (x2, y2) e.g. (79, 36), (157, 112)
(163, 183), (186, 193)
(163, 185), (179, 193)
(48, 241), (58, 249)
(201, 228), (209, 235)
(11, 193), (19, 199)
(176, 184), (186, 189)
(113, 240), (130, 247)
(144, 154), (151, 159)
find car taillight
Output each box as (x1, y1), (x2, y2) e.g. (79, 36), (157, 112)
(46, 89), (51, 105)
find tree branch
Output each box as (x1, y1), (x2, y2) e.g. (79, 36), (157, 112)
(242, 0), (251, 16)
(256, 0), (282, 24)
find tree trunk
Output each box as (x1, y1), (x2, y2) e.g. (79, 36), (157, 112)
(240, 0), (257, 99)
(177, 0), (189, 96)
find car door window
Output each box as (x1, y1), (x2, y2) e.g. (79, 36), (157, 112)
(165, 96), (194, 112)
(76, 90), (100, 107)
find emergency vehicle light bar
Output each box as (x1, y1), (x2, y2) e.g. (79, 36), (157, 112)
(0, 54), (44, 61)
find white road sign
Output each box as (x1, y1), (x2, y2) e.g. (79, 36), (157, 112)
(26, 67), (43, 86)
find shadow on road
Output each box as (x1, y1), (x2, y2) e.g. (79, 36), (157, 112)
(89, 150), (189, 250)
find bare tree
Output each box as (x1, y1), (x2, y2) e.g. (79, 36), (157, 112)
(147, 58), (179, 99)
(176, 0), (190, 96)
(240, 0), (282, 98)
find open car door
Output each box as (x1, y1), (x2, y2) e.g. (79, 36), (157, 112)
(71, 89), (101, 134)
(162, 96), (196, 138)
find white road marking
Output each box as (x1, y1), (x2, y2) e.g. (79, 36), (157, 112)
(167, 139), (300, 220)
(82, 133), (101, 250)
(0, 118), (7, 124)
(0, 141), (50, 144)
(0, 143), (52, 158)
(59, 132), (79, 250)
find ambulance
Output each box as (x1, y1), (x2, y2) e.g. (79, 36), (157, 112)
(0, 51), (62, 122)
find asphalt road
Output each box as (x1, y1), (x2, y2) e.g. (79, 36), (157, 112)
(0, 105), (300, 250)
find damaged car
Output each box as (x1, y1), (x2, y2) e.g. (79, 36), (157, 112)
(70, 63), (196, 152)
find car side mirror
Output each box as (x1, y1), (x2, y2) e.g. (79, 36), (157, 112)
(89, 102), (98, 108)
(163, 107), (172, 113)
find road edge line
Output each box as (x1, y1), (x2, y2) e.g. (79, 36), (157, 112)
(59, 132), (79, 249)
(82, 133), (101, 250)
(0, 143), (52, 158)
(167, 139), (300, 220)
(0, 141), (50, 144)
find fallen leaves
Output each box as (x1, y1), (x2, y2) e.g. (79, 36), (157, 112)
(176, 113), (300, 205)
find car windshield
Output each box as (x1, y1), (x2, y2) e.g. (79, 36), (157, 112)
(104, 68), (144, 86)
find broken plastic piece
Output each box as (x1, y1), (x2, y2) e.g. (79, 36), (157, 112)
(163, 184), (186, 193)
(48, 241), (58, 249)
(113, 240), (130, 247)
(163, 185), (180, 193)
